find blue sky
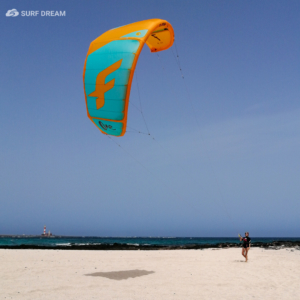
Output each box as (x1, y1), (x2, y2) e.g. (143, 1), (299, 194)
(1, 0), (299, 236)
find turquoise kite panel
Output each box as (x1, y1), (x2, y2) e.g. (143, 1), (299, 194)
(93, 118), (123, 136)
(84, 40), (140, 123)
(121, 29), (148, 38)
(105, 69), (130, 85)
(85, 53), (135, 70)
(85, 85), (127, 101)
(87, 99), (125, 113)
(90, 109), (124, 120)
(85, 69), (130, 85)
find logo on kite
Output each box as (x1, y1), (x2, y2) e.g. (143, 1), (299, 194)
(99, 121), (115, 131)
(6, 9), (19, 17)
(88, 59), (123, 110)
(151, 34), (161, 41)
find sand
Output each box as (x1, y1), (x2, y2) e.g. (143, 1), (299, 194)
(1, 248), (300, 299)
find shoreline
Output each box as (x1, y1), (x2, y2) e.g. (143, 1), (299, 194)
(1, 240), (300, 250)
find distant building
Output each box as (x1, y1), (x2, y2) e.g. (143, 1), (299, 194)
(41, 225), (53, 236)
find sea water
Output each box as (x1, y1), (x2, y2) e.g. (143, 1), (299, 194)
(0, 236), (299, 247)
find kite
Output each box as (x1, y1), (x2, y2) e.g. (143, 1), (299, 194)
(83, 19), (174, 136)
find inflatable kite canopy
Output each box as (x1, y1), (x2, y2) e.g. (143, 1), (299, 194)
(83, 19), (174, 136)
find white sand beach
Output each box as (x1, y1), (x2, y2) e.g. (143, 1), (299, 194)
(1, 248), (300, 300)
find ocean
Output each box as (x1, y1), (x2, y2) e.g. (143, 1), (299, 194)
(1, 236), (299, 248)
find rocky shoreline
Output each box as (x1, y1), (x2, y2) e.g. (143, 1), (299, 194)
(1, 241), (300, 250)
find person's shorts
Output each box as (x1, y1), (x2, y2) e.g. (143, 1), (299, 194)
(243, 245), (249, 248)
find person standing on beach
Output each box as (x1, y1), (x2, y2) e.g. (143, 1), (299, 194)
(240, 232), (251, 262)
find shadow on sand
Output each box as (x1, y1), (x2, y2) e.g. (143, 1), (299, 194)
(85, 269), (155, 280)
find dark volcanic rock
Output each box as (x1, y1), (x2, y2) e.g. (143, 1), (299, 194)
(0, 240), (300, 250)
